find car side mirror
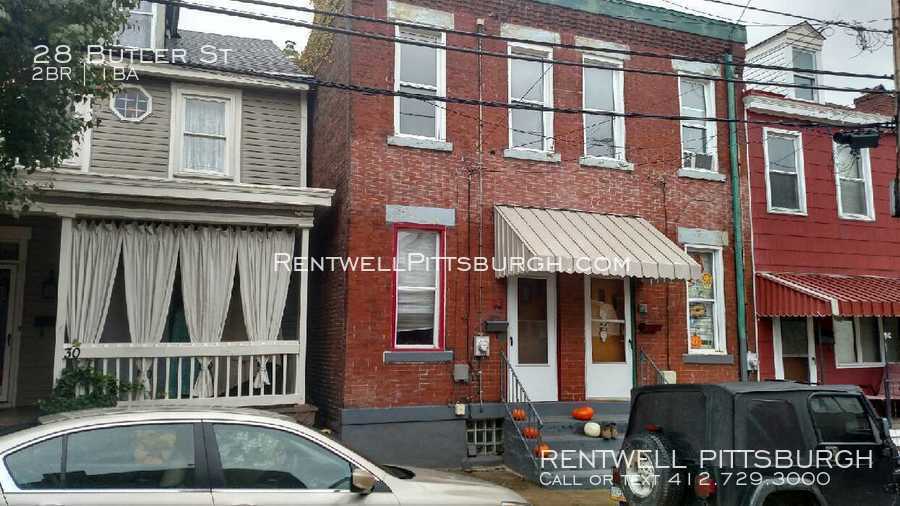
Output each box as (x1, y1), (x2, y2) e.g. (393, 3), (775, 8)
(351, 468), (377, 495)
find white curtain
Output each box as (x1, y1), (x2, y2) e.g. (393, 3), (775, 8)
(123, 223), (179, 398)
(237, 228), (295, 389)
(179, 226), (237, 397)
(67, 221), (123, 346)
(183, 98), (226, 173)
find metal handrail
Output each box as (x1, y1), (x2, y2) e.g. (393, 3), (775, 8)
(638, 347), (669, 385)
(500, 352), (544, 471)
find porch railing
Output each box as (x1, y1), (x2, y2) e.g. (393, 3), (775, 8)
(67, 341), (303, 407)
(500, 352), (544, 472)
(637, 347), (670, 386)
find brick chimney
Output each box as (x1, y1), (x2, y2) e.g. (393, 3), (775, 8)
(854, 85), (896, 116)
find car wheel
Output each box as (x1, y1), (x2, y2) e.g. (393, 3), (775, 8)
(618, 432), (685, 506)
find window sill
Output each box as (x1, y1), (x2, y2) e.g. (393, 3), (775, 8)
(767, 207), (807, 216)
(579, 156), (634, 171)
(678, 168), (726, 182)
(387, 135), (453, 152)
(838, 214), (876, 222)
(503, 149), (561, 163)
(835, 361), (884, 369)
(173, 171), (233, 181)
(683, 353), (733, 364)
(383, 350), (454, 363)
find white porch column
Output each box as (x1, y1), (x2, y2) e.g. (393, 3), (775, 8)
(53, 217), (74, 382)
(295, 227), (310, 404)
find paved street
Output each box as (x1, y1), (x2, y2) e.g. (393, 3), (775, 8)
(456, 469), (617, 506)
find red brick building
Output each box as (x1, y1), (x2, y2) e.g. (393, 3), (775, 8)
(306, 0), (753, 466)
(744, 25), (899, 394)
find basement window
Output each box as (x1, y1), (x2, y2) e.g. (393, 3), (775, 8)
(466, 418), (504, 457)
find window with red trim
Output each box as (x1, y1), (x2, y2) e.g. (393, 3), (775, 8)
(393, 227), (443, 349)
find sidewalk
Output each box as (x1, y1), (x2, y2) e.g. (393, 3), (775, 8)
(456, 469), (617, 506)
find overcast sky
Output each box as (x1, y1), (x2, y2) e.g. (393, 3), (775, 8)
(178, 0), (894, 105)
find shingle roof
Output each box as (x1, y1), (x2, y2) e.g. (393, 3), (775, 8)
(166, 30), (305, 77)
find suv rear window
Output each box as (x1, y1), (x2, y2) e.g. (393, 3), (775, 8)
(631, 391), (706, 451)
(745, 399), (806, 452)
(810, 395), (876, 443)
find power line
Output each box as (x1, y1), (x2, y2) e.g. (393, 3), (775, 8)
(182, 0), (895, 81)
(697, 0), (893, 34)
(160, 0), (895, 95)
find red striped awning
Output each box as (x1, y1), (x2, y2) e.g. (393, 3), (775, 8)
(756, 272), (900, 317)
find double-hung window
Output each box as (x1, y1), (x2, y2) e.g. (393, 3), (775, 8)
(582, 57), (624, 160)
(764, 129), (806, 214)
(679, 77), (716, 171)
(171, 84), (241, 180)
(833, 143), (874, 220)
(117, 1), (156, 49)
(394, 228), (443, 349)
(834, 317), (883, 367)
(395, 27), (446, 139)
(792, 48), (817, 102)
(686, 246), (725, 354)
(508, 45), (553, 152)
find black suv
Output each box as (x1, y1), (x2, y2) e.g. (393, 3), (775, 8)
(611, 382), (900, 505)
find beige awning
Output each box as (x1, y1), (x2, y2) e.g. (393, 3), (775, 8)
(494, 205), (702, 281)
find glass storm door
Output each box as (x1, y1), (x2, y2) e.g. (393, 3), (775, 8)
(507, 275), (558, 402)
(0, 266), (16, 402)
(585, 277), (632, 399)
(775, 317), (816, 383)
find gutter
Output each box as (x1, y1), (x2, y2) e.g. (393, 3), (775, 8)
(725, 52), (749, 382)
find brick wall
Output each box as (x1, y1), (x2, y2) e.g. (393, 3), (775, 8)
(309, 0), (754, 414)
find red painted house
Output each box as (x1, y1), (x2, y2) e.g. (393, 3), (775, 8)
(744, 24), (899, 393)
(305, 0), (754, 467)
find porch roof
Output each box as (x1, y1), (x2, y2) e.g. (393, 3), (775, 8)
(756, 272), (900, 317)
(493, 205), (701, 280)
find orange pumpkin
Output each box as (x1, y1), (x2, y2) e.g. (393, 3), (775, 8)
(572, 406), (595, 421)
(533, 443), (553, 458)
(511, 408), (527, 421)
(522, 426), (540, 439)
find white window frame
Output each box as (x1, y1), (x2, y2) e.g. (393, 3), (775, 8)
(790, 47), (818, 103)
(685, 245), (726, 355)
(508, 43), (554, 153)
(109, 85), (152, 122)
(832, 142), (875, 221)
(762, 128), (807, 215)
(393, 227), (444, 350)
(833, 316), (886, 369)
(677, 75), (717, 172)
(581, 55), (625, 162)
(393, 26), (446, 141)
(118, 1), (158, 50)
(169, 83), (242, 182)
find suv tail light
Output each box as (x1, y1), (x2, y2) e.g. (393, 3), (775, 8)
(694, 474), (717, 498)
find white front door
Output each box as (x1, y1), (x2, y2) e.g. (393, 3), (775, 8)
(584, 277), (632, 399)
(507, 275), (558, 402)
(774, 317), (817, 383)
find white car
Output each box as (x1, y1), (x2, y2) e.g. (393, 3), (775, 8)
(0, 407), (530, 506)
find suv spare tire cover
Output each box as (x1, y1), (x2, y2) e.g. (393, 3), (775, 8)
(618, 432), (685, 506)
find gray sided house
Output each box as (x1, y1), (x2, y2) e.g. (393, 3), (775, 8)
(0, 3), (333, 411)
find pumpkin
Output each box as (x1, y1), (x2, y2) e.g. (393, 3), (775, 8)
(522, 426), (540, 439)
(690, 334), (703, 348)
(533, 443), (553, 458)
(583, 421), (602, 438)
(572, 406), (595, 421)
(511, 408), (527, 421)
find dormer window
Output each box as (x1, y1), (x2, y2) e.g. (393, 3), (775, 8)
(792, 48), (817, 101)
(117, 1), (156, 49)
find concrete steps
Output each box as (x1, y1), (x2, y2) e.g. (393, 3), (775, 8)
(503, 401), (630, 490)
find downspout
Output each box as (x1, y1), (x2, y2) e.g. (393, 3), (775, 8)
(725, 52), (749, 382)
